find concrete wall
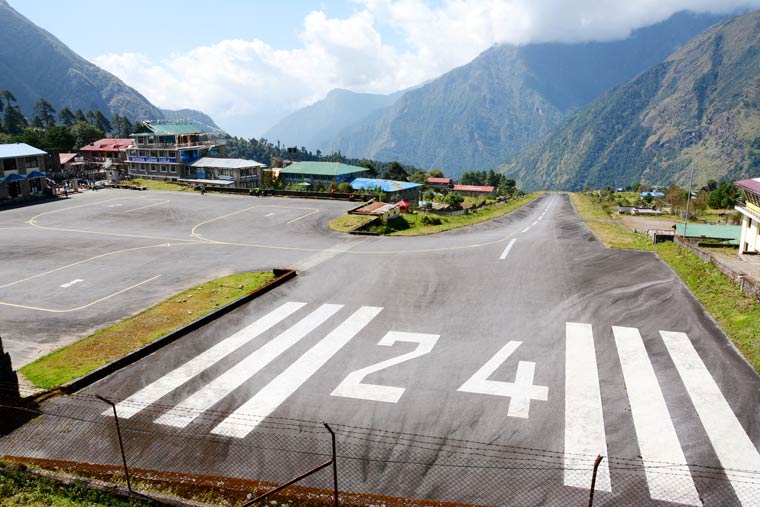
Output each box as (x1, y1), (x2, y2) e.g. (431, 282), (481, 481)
(675, 235), (760, 301)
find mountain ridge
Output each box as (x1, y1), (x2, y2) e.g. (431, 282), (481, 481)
(500, 10), (760, 191)
(319, 11), (728, 177)
(0, 1), (220, 130)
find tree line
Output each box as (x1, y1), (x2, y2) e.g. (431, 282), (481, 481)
(0, 90), (138, 152)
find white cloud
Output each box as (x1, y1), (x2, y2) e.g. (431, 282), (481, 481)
(93, 0), (760, 137)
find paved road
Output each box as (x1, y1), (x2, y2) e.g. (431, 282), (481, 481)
(2, 191), (760, 506)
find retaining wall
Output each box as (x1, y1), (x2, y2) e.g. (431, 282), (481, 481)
(674, 235), (760, 301)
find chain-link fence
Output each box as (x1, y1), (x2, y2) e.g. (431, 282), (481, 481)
(1, 384), (758, 506)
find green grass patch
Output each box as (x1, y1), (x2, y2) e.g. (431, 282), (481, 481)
(0, 461), (158, 506)
(327, 214), (377, 233)
(129, 178), (190, 192)
(381, 193), (542, 236)
(20, 272), (275, 390)
(571, 192), (760, 372)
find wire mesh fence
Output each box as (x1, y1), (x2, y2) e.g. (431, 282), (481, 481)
(1, 384), (759, 506)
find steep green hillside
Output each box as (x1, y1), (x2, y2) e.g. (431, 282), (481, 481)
(502, 10), (760, 191)
(0, 1), (217, 126)
(328, 12), (726, 177)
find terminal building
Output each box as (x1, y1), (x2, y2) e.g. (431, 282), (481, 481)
(187, 157), (266, 189)
(126, 121), (225, 181)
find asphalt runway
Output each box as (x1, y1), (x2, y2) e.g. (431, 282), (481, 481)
(2, 191), (760, 506)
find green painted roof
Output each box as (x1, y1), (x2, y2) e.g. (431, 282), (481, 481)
(279, 161), (367, 177)
(139, 122), (206, 135)
(675, 223), (741, 243)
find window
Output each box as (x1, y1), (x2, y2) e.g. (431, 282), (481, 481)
(25, 157), (38, 169)
(150, 164), (157, 172)
(170, 166), (177, 173)
(161, 165), (167, 173)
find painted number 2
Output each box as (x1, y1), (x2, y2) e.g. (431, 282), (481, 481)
(457, 341), (548, 418)
(331, 331), (439, 403)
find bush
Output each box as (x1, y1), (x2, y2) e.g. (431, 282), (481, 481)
(420, 214), (442, 225)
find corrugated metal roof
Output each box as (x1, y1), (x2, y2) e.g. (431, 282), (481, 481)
(737, 178), (760, 195)
(350, 178), (422, 192)
(452, 184), (495, 192)
(191, 157), (265, 169)
(675, 223), (741, 242)
(280, 161), (367, 177)
(79, 138), (133, 151)
(0, 143), (47, 159)
(139, 122), (206, 135)
(427, 177), (452, 184)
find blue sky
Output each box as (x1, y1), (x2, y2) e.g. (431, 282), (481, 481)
(10, 1), (760, 137)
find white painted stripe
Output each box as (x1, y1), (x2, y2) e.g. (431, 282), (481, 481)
(124, 200), (168, 213)
(522, 226), (530, 233)
(662, 331), (760, 505)
(59, 279), (84, 288)
(499, 238), (517, 260)
(155, 304), (343, 428)
(265, 212), (275, 217)
(211, 306), (383, 438)
(613, 327), (700, 505)
(287, 209), (318, 224)
(564, 322), (611, 491)
(111, 302), (306, 418)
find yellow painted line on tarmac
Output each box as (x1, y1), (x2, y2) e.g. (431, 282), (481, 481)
(0, 243), (188, 289)
(0, 274), (162, 313)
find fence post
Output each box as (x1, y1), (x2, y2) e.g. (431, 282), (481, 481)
(96, 395), (132, 493)
(324, 422), (339, 507)
(588, 455), (604, 507)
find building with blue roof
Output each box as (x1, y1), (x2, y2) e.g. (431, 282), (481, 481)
(0, 143), (49, 200)
(350, 177), (422, 202)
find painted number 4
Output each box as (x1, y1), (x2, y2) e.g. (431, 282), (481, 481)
(458, 341), (548, 418)
(332, 333), (547, 418)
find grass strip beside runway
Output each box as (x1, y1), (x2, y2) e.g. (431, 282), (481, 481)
(571, 192), (760, 373)
(20, 272), (275, 390)
(128, 178), (191, 192)
(327, 214), (377, 233)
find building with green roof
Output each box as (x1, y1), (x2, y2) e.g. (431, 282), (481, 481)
(127, 121), (225, 181)
(279, 161), (367, 186)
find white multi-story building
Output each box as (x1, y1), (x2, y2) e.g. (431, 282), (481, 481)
(126, 121), (224, 181)
(736, 178), (760, 254)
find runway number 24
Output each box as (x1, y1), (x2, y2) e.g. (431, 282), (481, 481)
(330, 332), (548, 418)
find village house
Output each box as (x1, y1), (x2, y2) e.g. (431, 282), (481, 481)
(427, 177), (453, 189)
(452, 184), (496, 198)
(79, 138), (133, 181)
(0, 143), (48, 199)
(279, 161), (367, 187)
(187, 157), (266, 189)
(350, 177), (422, 202)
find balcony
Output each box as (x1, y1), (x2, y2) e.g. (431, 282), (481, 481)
(736, 202), (760, 219)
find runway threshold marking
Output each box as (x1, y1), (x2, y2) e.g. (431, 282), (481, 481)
(211, 306), (383, 438)
(564, 322), (611, 492)
(112, 301), (306, 419)
(499, 238), (517, 260)
(662, 331), (760, 505)
(155, 304), (343, 428)
(0, 275), (161, 313)
(613, 327), (700, 505)
(59, 279), (84, 288)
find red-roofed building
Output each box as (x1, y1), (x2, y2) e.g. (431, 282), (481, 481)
(452, 184), (495, 197)
(427, 177), (453, 189)
(736, 178), (760, 254)
(79, 138), (133, 181)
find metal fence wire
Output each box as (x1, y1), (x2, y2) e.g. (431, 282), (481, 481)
(0, 386), (759, 507)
